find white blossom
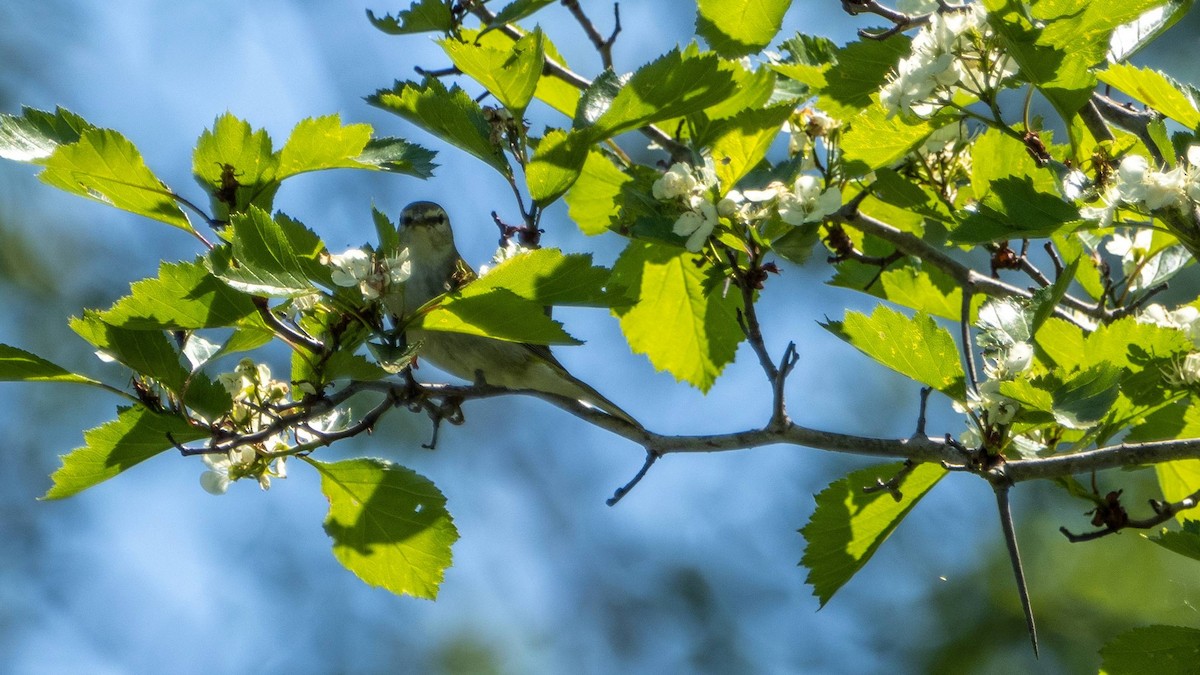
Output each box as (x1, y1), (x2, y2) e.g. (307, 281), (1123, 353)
(329, 248), (373, 288)
(717, 190), (744, 218)
(1001, 341), (1034, 376)
(199, 447), (256, 496)
(652, 163), (697, 200)
(673, 195), (720, 252)
(777, 175), (842, 225)
(1140, 303), (1200, 347)
(1117, 155), (1187, 211)
(1105, 227), (1153, 282)
(880, 5), (1014, 119)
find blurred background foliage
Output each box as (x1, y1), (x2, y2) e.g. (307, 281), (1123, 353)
(0, 2), (1199, 673)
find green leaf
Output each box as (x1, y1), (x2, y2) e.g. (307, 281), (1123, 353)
(840, 102), (943, 175)
(42, 405), (209, 500)
(708, 103), (795, 190)
(823, 306), (966, 400)
(1108, 1), (1194, 63)
(970, 128), (1058, 198)
(1080, 317), (1193, 372)
(874, 264), (982, 322)
(526, 129), (588, 206)
(1148, 519), (1200, 562)
(486, 0), (557, 27)
(800, 462), (946, 606)
(366, 2), (452, 35)
(354, 136), (438, 178)
(610, 241), (743, 392)
(588, 48), (738, 141)
(463, 248), (618, 307)
(470, 28), (580, 117)
(99, 258), (258, 329)
(442, 28), (544, 113)
(276, 115), (373, 179)
(414, 288), (581, 345)
(0, 344), (99, 384)
(368, 78), (511, 176)
(0, 105), (93, 161)
(985, 0), (1161, 146)
(1051, 363), (1122, 429)
(1099, 625), (1200, 675)
(815, 35), (911, 120)
(39, 128), (192, 231)
(191, 113), (278, 216)
(70, 311), (190, 391)
(952, 176), (1081, 244)
(695, 0), (793, 57)
(1097, 63), (1200, 130)
(779, 32), (839, 67)
(307, 457), (458, 599)
(372, 205), (401, 253)
(211, 207), (329, 297)
(565, 149), (631, 235)
(1156, 459), (1200, 524)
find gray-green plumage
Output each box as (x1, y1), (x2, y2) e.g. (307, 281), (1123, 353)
(396, 201), (639, 427)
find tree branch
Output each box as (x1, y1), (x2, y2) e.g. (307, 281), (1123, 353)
(835, 207), (1103, 326)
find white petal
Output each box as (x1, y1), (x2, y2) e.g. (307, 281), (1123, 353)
(200, 471), (230, 495)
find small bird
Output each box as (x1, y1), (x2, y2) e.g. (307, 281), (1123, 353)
(396, 201), (639, 427)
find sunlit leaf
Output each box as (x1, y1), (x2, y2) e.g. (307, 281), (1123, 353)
(39, 128), (192, 231)
(1097, 63), (1200, 130)
(368, 78), (511, 176)
(43, 406), (209, 500)
(99, 258), (258, 329)
(0, 105), (93, 162)
(1099, 624), (1200, 675)
(0, 344), (99, 385)
(414, 288), (581, 345)
(565, 149), (631, 235)
(823, 306), (966, 400)
(801, 462), (947, 606)
(366, 2), (452, 35)
(308, 457), (458, 599)
(588, 48), (738, 141)
(463, 248), (618, 307)
(442, 28), (544, 113)
(526, 129), (588, 206)
(610, 241), (743, 392)
(695, 0), (793, 57)
(210, 207), (330, 297)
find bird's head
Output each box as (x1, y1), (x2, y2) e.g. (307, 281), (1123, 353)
(398, 201), (457, 257)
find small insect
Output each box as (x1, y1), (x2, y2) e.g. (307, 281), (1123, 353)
(215, 162), (243, 206)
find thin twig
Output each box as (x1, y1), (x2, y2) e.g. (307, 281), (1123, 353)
(995, 483), (1039, 658)
(561, 0), (621, 70)
(606, 450), (658, 506)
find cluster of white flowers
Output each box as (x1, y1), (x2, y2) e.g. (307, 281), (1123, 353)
(651, 163), (723, 252)
(328, 246), (412, 301)
(1137, 303), (1200, 387)
(1080, 147), (1200, 227)
(201, 359), (293, 495)
(880, 5), (1017, 119)
(741, 175), (844, 226)
(957, 298), (1036, 447)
